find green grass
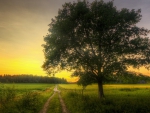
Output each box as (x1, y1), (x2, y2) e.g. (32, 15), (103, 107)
(0, 83), (54, 95)
(0, 83), (55, 113)
(59, 84), (150, 97)
(59, 84), (150, 113)
(47, 93), (62, 113)
(1, 83), (150, 113)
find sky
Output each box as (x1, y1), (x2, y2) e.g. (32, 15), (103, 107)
(0, 0), (150, 81)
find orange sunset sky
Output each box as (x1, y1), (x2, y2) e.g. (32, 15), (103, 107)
(0, 0), (150, 82)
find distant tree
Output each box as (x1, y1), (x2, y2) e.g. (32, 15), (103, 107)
(42, 0), (150, 98)
(76, 71), (95, 96)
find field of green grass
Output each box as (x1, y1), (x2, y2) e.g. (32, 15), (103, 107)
(1, 83), (150, 113)
(59, 84), (150, 113)
(0, 83), (54, 94)
(0, 83), (54, 113)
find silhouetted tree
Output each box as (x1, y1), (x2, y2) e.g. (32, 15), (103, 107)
(76, 71), (95, 95)
(42, 0), (150, 98)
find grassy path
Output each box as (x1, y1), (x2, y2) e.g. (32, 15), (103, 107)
(58, 91), (69, 113)
(39, 85), (69, 113)
(39, 92), (56, 113)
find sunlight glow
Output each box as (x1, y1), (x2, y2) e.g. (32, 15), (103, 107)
(128, 66), (150, 76)
(0, 0), (150, 82)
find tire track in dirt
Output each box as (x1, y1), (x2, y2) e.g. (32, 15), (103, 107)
(53, 85), (69, 113)
(39, 85), (69, 113)
(58, 92), (69, 113)
(39, 86), (56, 113)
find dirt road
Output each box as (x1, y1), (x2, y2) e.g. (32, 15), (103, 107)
(39, 85), (69, 113)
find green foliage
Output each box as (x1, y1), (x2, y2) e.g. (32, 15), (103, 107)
(105, 71), (150, 84)
(60, 84), (150, 113)
(0, 85), (18, 113)
(77, 72), (95, 95)
(0, 83), (54, 113)
(43, 0), (150, 98)
(0, 85), (16, 102)
(17, 92), (42, 113)
(77, 72), (95, 86)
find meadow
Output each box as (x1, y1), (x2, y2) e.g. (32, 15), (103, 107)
(59, 84), (150, 113)
(1, 83), (150, 113)
(0, 83), (54, 113)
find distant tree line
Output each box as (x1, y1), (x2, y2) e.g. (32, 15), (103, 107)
(103, 72), (150, 84)
(0, 75), (68, 84)
(78, 71), (150, 86)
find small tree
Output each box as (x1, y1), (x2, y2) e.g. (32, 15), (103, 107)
(77, 71), (95, 96)
(42, 0), (150, 98)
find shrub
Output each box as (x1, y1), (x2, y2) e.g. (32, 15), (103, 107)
(0, 85), (19, 113)
(17, 91), (42, 113)
(0, 85), (42, 113)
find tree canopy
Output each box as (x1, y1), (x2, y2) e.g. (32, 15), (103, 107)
(42, 0), (150, 98)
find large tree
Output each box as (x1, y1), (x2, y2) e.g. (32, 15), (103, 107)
(42, 0), (150, 98)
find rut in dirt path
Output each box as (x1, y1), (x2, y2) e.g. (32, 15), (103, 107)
(39, 85), (69, 113)
(54, 85), (69, 113)
(58, 92), (69, 113)
(39, 86), (56, 113)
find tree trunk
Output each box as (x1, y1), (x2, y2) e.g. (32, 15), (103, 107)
(98, 80), (105, 99)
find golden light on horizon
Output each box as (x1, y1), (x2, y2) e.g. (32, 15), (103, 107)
(128, 66), (150, 76)
(0, 55), (76, 82)
(0, 0), (150, 82)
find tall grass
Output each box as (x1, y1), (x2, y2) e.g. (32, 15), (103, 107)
(0, 83), (54, 113)
(59, 84), (150, 113)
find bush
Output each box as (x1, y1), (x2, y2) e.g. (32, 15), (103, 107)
(0, 85), (19, 113)
(0, 85), (42, 113)
(17, 91), (42, 113)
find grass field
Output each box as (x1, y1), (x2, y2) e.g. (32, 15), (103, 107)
(59, 84), (150, 113)
(0, 83), (53, 93)
(0, 83), (54, 113)
(1, 83), (150, 113)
